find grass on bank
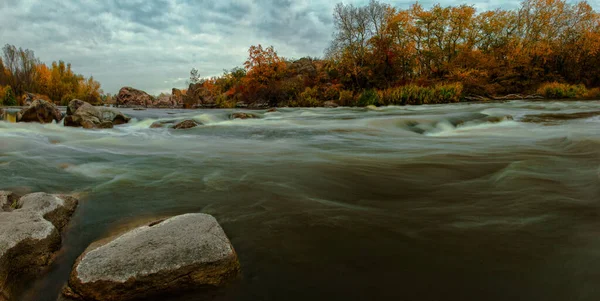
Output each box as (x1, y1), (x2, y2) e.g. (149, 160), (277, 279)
(376, 83), (463, 106)
(537, 82), (587, 99)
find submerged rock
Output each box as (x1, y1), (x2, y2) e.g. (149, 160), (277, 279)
(16, 99), (63, 124)
(63, 213), (240, 301)
(172, 119), (200, 129)
(522, 111), (600, 124)
(149, 120), (176, 128)
(266, 108), (278, 113)
(230, 112), (259, 120)
(64, 99), (131, 129)
(0, 192), (78, 300)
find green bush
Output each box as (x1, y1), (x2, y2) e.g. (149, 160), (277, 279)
(358, 89), (379, 106)
(2, 86), (17, 106)
(293, 87), (321, 107)
(215, 93), (236, 108)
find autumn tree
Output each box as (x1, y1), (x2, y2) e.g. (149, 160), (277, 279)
(2, 44), (39, 96)
(243, 44), (287, 105)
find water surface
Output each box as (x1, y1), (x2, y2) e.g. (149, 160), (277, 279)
(1, 101), (600, 301)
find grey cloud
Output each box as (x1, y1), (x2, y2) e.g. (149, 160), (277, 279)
(1, 0), (599, 95)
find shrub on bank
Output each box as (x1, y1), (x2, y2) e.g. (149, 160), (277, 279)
(286, 87), (322, 107)
(1, 86), (17, 106)
(585, 88), (600, 99)
(358, 89), (379, 106)
(338, 90), (355, 106)
(537, 82), (587, 99)
(215, 93), (236, 108)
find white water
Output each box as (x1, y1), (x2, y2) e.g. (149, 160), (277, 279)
(2, 101), (600, 301)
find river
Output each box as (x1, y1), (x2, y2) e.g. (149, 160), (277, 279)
(1, 101), (600, 301)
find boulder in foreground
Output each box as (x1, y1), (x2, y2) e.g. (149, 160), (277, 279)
(63, 213), (240, 301)
(16, 99), (63, 124)
(0, 192), (78, 300)
(64, 99), (131, 129)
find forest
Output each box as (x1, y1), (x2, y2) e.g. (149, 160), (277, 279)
(0, 44), (103, 106)
(188, 0), (600, 107)
(2, 0), (600, 107)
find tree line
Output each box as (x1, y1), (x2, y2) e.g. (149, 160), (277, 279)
(187, 0), (600, 107)
(0, 44), (102, 106)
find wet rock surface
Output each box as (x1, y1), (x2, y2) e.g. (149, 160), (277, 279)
(16, 99), (63, 124)
(172, 119), (200, 129)
(0, 192), (78, 301)
(230, 112), (260, 120)
(64, 99), (130, 129)
(63, 213), (240, 301)
(115, 87), (155, 108)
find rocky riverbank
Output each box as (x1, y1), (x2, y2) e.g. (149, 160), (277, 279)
(1, 190), (240, 301)
(0, 192), (78, 301)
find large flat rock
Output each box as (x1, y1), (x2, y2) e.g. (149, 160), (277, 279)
(0, 192), (78, 301)
(64, 213), (240, 301)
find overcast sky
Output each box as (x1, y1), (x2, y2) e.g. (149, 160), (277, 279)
(1, 0), (598, 95)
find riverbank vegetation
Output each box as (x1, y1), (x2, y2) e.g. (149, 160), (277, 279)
(0, 44), (102, 106)
(184, 0), (600, 107)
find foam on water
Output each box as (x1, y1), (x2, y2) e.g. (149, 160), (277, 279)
(3, 100), (600, 301)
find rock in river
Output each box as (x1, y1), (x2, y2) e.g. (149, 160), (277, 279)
(230, 112), (259, 120)
(64, 99), (131, 129)
(0, 192), (78, 300)
(323, 101), (339, 108)
(16, 99), (63, 124)
(172, 119), (200, 129)
(63, 213), (240, 301)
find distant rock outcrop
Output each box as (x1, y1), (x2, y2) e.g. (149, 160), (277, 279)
(154, 95), (177, 108)
(115, 87), (155, 108)
(64, 99), (130, 129)
(0, 192), (78, 300)
(171, 88), (185, 106)
(183, 83), (201, 108)
(184, 83), (216, 108)
(16, 99), (63, 123)
(63, 213), (240, 301)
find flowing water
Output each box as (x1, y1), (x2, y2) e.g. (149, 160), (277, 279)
(1, 101), (600, 301)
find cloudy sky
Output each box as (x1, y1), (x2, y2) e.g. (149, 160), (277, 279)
(0, 0), (597, 95)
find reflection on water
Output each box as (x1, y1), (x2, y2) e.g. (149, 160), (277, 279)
(1, 101), (600, 301)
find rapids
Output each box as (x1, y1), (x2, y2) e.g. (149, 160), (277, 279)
(1, 100), (600, 301)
